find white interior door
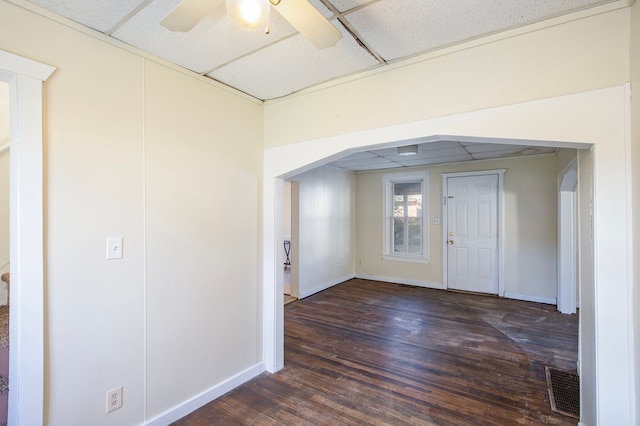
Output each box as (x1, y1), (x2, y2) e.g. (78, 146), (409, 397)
(446, 174), (499, 294)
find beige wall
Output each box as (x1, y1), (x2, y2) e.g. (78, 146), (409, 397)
(0, 1), (263, 425)
(356, 154), (558, 299)
(143, 61), (263, 419)
(290, 166), (355, 298)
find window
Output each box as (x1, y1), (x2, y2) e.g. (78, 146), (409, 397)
(382, 171), (429, 262)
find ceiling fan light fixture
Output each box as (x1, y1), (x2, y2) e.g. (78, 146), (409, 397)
(398, 145), (418, 156)
(226, 0), (270, 30)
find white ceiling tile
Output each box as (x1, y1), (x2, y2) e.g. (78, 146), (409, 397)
(418, 146), (469, 158)
(471, 147), (556, 160)
(326, 140), (561, 171)
(207, 23), (379, 99)
(24, 0), (614, 99)
(369, 147), (398, 156)
(345, 0), (613, 61)
(304, 0), (339, 17)
(330, 156), (390, 167)
(464, 144), (522, 154)
(28, 0), (148, 33)
(397, 154), (472, 167)
(329, 0), (377, 13)
(112, 0), (297, 73)
(418, 141), (463, 152)
(349, 162), (400, 171)
(335, 151), (379, 161)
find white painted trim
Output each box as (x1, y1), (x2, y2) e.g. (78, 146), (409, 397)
(143, 362), (265, 426)
(557, 161), (578, 314)
(440, 169), (506, 296)
(356, 274), (443, 290)
(591, 83), (635, 424)
(503, 292), (557, 306)
(0, 49), (54, 426)
(0, 50), (55, 81)
(381, 254), (429, 263)
(263, 177), (284, 373)
(298, 274), (356, 299)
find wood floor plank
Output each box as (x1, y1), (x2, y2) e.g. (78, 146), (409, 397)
(173, 279), (578, 425)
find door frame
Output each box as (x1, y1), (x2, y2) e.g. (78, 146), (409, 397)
(557, 160), (578, 314)
(0, 49), (54, 425)
(441, 169), (506, 296)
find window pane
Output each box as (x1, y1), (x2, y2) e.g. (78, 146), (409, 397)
(393, 194), (404, 217)
(393, 217), (405, 251)
(392, 181), (422, 254)
(407, 217), (422, 254)
(406, 193), (421, 218)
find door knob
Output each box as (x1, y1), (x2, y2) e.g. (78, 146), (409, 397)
(448, 240), (454, 245)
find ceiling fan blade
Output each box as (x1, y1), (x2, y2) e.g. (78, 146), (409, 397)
(274, 0), (342, 49)
(161, 0), (224, 32)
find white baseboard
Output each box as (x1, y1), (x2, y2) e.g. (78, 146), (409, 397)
(298, 273), (356, 299)
(144, 362), (266, 426)
(356, 274), (443, 290)
(503, 291), (556, 305)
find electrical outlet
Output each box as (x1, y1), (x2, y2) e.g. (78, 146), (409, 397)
(106, 386), (123, 413)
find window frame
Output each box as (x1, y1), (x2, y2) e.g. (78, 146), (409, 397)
(382, 171), (429, 263)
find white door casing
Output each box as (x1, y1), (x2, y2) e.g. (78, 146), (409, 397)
(557, 160), (578, 314)
(0, 49), (55, 426)
(442, 170), (505, 296)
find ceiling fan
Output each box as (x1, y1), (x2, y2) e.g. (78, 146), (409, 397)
(161, 0), (343, 49)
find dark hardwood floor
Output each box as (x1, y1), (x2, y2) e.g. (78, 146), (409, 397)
(174, 279), (579, 425)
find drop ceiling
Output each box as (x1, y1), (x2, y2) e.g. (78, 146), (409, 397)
(326, 139), (559, 172)
(20, 0), (617, 100)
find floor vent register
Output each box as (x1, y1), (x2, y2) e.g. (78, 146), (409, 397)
(545, 366), (580, 419)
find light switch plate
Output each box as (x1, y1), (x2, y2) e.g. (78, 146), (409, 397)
(106, 237), (123, 260)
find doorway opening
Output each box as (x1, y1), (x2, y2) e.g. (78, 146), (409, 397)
(282, 181), (297, 305)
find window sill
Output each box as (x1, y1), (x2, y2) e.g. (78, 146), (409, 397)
(382, 254), (429, 264)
